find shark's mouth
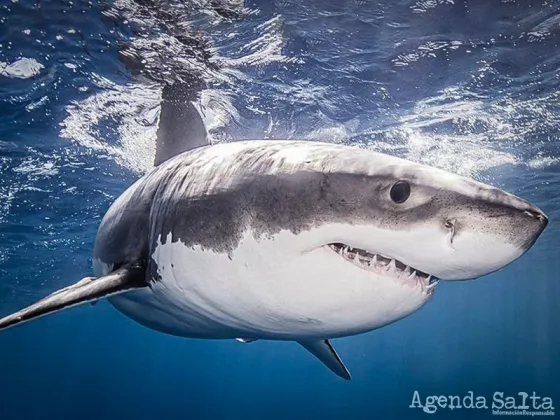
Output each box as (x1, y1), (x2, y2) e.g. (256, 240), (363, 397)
(327, 243), (439, 293)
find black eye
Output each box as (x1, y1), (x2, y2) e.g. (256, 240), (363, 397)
(390, 181), (411, 204)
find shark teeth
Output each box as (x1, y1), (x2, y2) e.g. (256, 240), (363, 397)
(328, 243), (439, 294)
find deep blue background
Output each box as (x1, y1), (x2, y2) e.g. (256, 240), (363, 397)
(0, 1), (559, 419)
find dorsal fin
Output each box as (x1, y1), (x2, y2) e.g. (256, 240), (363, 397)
(154, 81), (208, 166)
(0, 264), (147, 331)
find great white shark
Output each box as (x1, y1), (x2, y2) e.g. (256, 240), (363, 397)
(0, 90), (548, 380)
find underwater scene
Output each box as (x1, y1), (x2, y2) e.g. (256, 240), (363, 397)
(0, 0), (559, 419)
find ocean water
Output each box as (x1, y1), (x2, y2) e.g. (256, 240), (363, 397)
(0, 0), (559, 419)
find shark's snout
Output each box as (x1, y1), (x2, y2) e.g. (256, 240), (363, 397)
(522, 207), (548, 227)
(518, 205), (548, 250)
(431, 187), (549, 281)
(488, 189), (548, 250)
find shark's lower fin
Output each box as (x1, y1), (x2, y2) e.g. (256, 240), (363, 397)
(298, 339), (352, 380)
(236, 338), (258, 343)
(0, 264), (147, 332)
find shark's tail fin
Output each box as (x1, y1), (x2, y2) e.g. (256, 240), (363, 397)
(0, 264), (147, 332)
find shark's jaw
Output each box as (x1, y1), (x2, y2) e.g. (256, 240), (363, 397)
(326, 243), (440, 294)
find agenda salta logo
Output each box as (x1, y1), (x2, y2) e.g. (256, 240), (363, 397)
(410, 390), (555, 416)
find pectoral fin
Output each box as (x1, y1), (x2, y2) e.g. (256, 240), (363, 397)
(298, 340), (352, 380)
(0, 264), (147, 332)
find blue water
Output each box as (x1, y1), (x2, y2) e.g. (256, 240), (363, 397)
(1, 0), (559, 419)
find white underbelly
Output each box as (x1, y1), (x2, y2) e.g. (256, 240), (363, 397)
(106, 231), (433, 340)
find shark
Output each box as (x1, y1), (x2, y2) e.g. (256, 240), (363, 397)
(0, 89), (548, 380)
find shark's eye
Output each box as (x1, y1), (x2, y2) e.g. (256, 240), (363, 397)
(390, 181), (411, 204)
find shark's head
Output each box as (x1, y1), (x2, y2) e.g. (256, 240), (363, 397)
(287, 153), (548, 283)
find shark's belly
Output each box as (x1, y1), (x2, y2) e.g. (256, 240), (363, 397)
(108, 290), (230, 338)
(105, 232), (434, 341)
